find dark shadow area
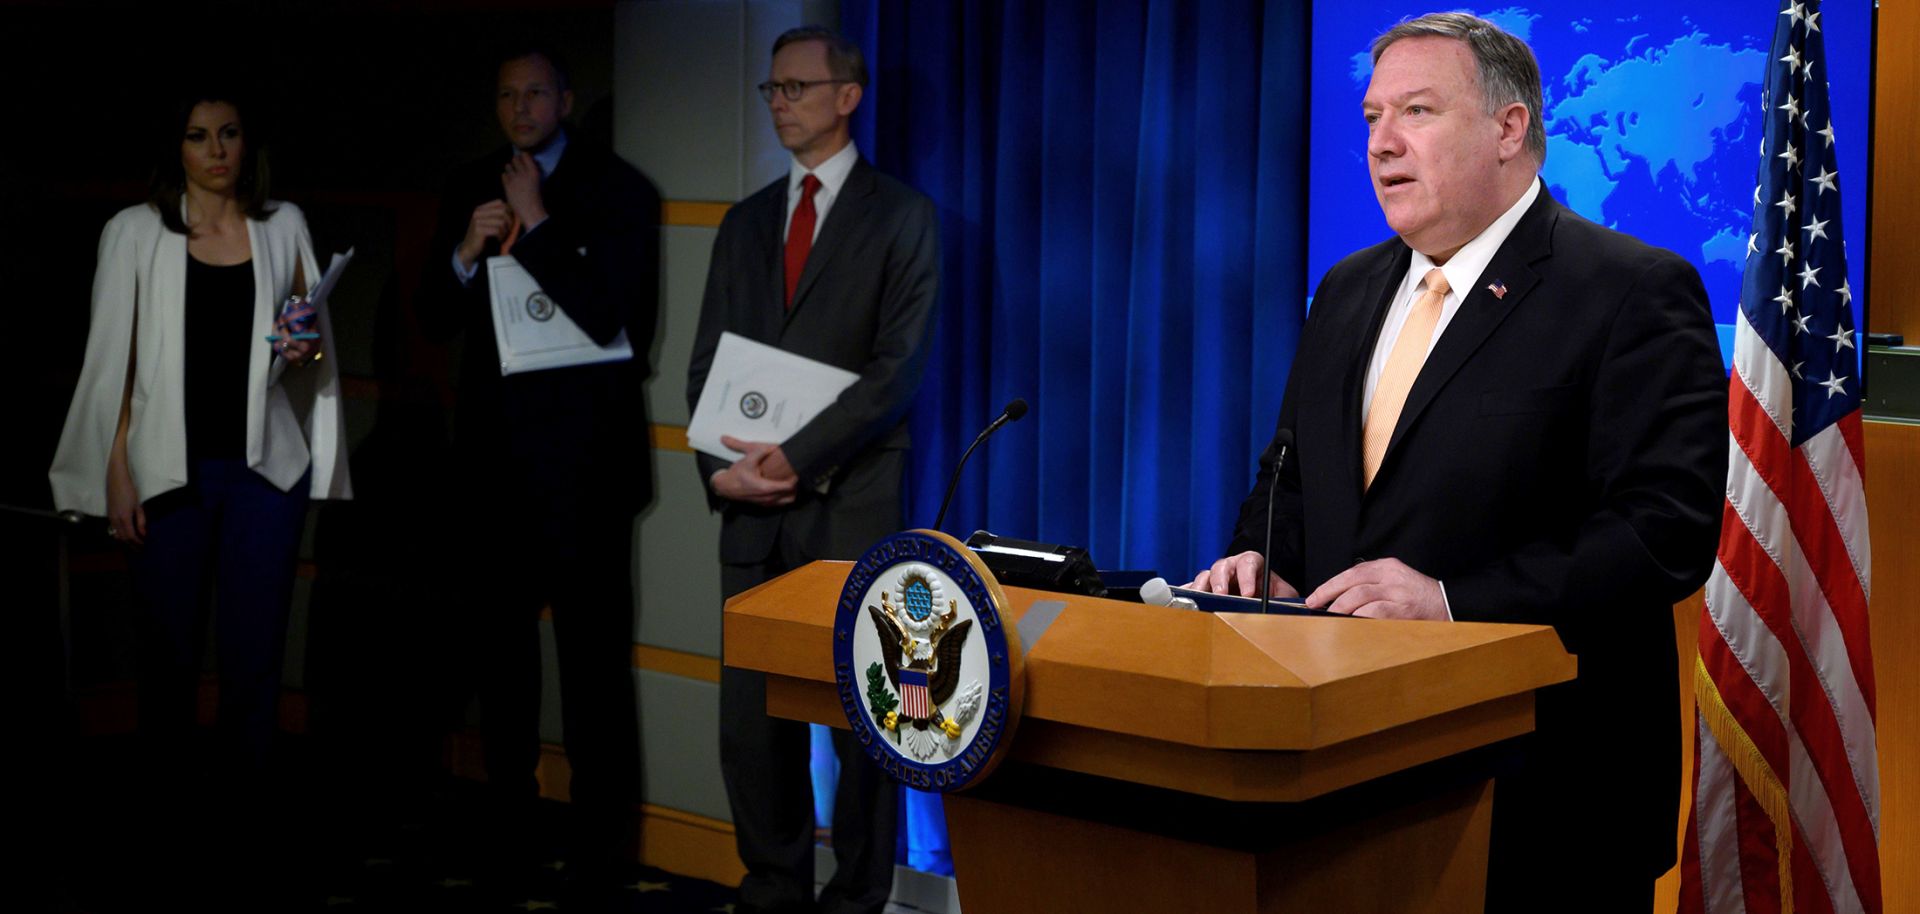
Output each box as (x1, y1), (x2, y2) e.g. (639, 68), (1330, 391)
(59, 732), (737, 913)
(1, 2), (664, 910)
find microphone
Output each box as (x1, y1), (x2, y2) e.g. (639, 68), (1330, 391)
(1259, 429), (1294, 615)
(983, 397), (1028, 435)
(1139, 577), (1198, 611)
(933, 398), (1029, 530)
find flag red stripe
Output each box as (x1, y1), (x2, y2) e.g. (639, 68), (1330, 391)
(1837, 410), (1865, 480)
(1794, 832), (1838, 914)
(1728, 376), (1794, 503)
(1733, 771), (1783, 914)
(1783, 438), (1877, 715)
(1785, 430), (1874, 648)
(1700, 611), (1792, 775)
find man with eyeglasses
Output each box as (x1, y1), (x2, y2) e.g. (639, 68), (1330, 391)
(688, 24), (939, 914)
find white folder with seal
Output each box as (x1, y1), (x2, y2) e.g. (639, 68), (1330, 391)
(687, 332), (860, 460)
(487, 255), (633, 376)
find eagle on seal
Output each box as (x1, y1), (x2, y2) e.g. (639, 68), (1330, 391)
(870, 569), (973, 739)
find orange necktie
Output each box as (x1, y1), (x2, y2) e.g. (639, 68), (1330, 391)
(500, 214), (522, 257)
(1362, 268), (1448, 489)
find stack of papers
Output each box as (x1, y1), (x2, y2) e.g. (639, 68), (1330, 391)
(686, 332), (859, 459)
(487, 255), (633, 376)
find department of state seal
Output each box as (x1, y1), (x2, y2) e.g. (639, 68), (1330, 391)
(834, 530), (1024, 792)
(525, 291), (556, 322)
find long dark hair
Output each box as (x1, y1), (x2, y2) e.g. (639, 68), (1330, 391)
(148, 90), (274, 235)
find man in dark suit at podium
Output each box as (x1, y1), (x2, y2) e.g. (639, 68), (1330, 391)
(1189, 13), (1725, 912)
(687, 25), (939, 914)
(417, 44), (657, 898)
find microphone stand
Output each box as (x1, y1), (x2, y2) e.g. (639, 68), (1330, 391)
(933, 399), (1028, 530)
(1259, 432), (1292, 615)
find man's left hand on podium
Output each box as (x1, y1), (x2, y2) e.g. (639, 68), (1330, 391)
(1306, 558), (1448, 620)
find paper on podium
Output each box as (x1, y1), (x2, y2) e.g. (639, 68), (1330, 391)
(687, 332), (859, 460)
(487, 255), (633, 376)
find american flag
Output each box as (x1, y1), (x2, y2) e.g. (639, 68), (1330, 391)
(1680, 1), (1880, 913)
(898, 668), (932, 720)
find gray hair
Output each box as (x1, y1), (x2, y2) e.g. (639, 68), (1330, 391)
(1371, 12), (1547, 163)
(773, 26), (869, 88)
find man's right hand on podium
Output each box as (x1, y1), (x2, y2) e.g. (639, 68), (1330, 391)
(1188, 550), (1299, 599)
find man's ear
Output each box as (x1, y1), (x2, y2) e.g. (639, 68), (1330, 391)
(562, 88), (577, 121)
(1497, 102), (1529, 162)
(836, 82), (863, 118)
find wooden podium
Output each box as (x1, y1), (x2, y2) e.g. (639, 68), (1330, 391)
(724, 560), (1576, 914)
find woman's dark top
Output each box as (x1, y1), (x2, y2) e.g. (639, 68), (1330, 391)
(183, 256), (254, 462)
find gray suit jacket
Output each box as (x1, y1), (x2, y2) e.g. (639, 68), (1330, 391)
(688, 158), (940, 564)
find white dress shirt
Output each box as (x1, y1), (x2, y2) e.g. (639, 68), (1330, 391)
(1361, 178), (1541, 414)
(782, 140), (860, 244)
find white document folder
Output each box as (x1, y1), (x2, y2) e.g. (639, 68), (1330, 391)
(687, 332), (860, 460)
(486, 255), (633, 376)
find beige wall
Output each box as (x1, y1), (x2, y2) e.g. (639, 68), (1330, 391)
(609, 0), (837, 827)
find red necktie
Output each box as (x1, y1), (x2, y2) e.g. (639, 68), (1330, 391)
(784, 173), (822, 309)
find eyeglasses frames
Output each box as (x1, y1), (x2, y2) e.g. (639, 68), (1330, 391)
(755, 79), (854, 102)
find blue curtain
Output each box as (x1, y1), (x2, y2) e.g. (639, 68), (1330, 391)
(844, 0), (1310, 578)
(830, 0), (1312, 878)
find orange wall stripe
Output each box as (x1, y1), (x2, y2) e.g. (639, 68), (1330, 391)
(661, 201), (731, 228)
(651, 424), (692, 453)
(633, 645), (721, 683)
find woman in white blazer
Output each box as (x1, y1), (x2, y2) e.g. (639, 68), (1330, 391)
(49, 92), (351, 781)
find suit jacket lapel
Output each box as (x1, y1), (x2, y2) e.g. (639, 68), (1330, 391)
(1382, 190), (1557, 465)
(541, 143), (576, 212)
(541, 144), (568, 197)
(758, 179), (788, 341)
(785, 159), (875, 326)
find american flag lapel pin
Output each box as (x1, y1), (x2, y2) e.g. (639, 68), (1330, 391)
(1487, 279), (1508, 300)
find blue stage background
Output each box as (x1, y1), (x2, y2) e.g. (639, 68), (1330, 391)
(836, 0), (1312, 876)
(845, 0), (1312, 583)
